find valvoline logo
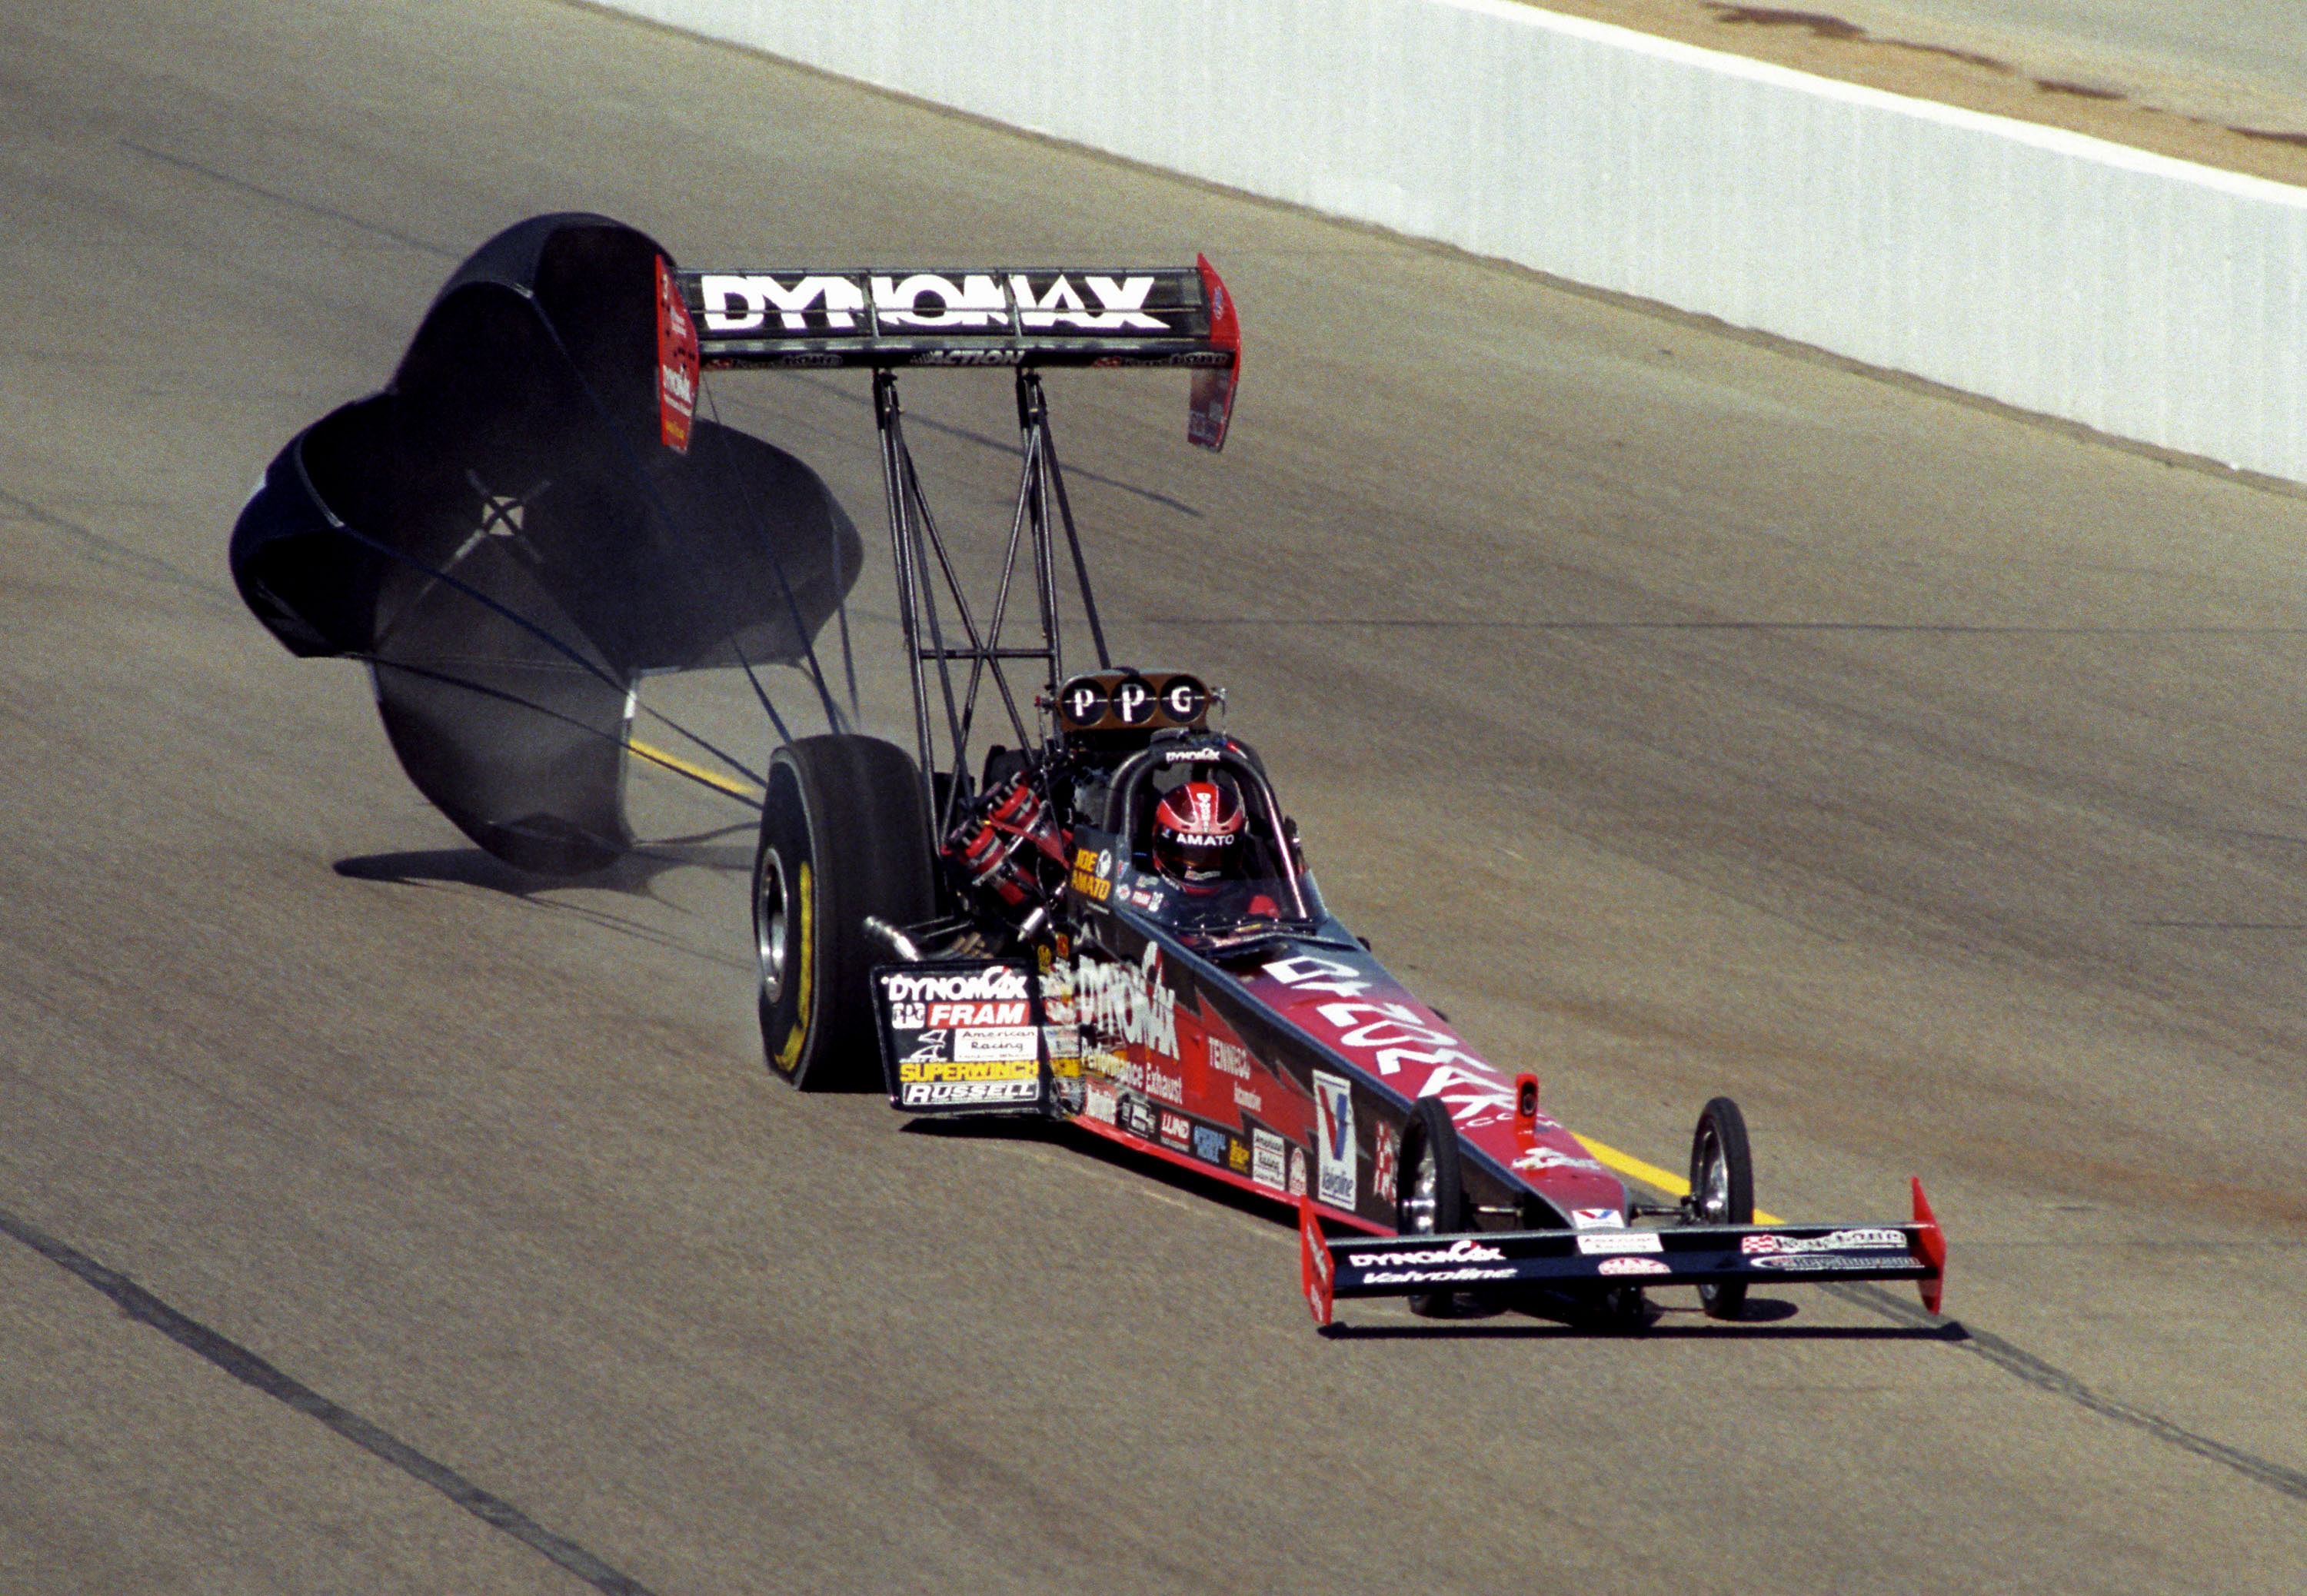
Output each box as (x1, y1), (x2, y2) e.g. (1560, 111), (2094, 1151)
(1312, 1072), (1357, 1209)
(1318, 1081), (1350, 1159)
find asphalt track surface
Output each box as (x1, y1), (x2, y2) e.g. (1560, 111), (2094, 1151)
(5, 1), (2307, 1591)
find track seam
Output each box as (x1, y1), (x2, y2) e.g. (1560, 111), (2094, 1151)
(0, 1202), (659, 1595)
(1828, 1280), (2307, 1504)
(1588, 1150), (2307, 1505)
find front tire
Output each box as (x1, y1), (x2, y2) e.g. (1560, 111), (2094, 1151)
(753, 735), (934, 1090)
(1396, 1096), (1466, 1318)
(1689, 1096), (1755, 1321)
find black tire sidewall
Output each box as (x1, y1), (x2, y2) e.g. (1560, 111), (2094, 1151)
(1693, 1096), (1754, 1319)
(754, 759), (819, 1083)
(1398, 1096), (1466, 1318)
(754, 735), (934, 1091)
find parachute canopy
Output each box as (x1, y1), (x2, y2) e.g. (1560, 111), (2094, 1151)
(233, 213), (861, 874)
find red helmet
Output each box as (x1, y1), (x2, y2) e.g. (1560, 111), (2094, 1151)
(1151, 780), (1246, 886)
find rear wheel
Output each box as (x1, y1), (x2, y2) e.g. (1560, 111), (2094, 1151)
(754, 735), (934, 1090)
(1396, 1096), (1465, 1318)
(1689, 1096), (1755, 1321)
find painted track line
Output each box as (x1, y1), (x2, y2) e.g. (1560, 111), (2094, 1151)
(628, 737), (762, 801)
(0, 1202), (657, 1595)
(1572, 1130), (1786, 1224)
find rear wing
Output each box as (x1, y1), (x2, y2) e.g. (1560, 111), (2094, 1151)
(677, 257), (1242, 449)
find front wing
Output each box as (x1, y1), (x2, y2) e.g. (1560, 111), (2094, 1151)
(1298, 1179), (1948, 1326)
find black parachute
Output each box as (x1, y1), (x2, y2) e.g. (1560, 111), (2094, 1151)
(233, 213), (858, 875)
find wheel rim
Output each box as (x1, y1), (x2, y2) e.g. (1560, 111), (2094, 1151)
(1696, 1126), (1730, 1223)
(755, 850), (790, 1005)
(1403, 1141), (1440, 1234)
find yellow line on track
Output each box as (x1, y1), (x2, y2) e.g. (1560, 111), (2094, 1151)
(627, 738), (763, 800)
(1572, 1130), (1786, 1225)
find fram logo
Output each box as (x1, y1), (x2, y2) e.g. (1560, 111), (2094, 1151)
(1311, 1072), (1356, 1210)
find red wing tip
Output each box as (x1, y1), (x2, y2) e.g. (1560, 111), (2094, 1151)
(1910, 1175), (1948, 1315)
(1297, 1196), (1334, 1328)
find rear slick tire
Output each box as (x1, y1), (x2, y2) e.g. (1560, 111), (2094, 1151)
(1689, 1096), (1755, 1321)
(1396, 1096), (1466, 1318)
(753, 734), (934, 1091)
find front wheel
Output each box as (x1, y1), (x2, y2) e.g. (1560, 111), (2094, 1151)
(753, 735), (934, 1090)
(1689, 1096), (1755, 1321)
(1396, 1096), (1465, 1318)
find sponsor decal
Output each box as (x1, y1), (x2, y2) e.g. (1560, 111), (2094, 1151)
(1599, 1257), (1670, 1277)
(900, 1030), (948, 1064)
(1261, 955), (1526, 1126)
(1084, 1078), (1117, 1125)
(1191, 1125), (1228, 1165)
(1160, 677), (1208, 722)
(875, 273), (1006, 330)
(1347, 1237), (1504, 1267)
(1208, 1037), (1253, 1080)
(1012, 272), (1166, 331)
(1312, 1072), (1357, 1209)
(1748, 1254), (1911, 1273)
(1120, 1096), (1157, 1139)
(910, 348), (1017, 367)
(1287, 1145), (1308, 1198)
(695, 270), (1165, 336)
(1512, 1145), (1606, 1176)
(1143, 1063), (1185, 1105)
(950, 1028), (1037, 1063)
(899, 1079), (1037, 1107)
(1061, 679), (1110, 726)
(1070, 867), (1112, 903)
(886, 967), (1029, 1005)
(1261, 953), (1372, 1001)
(1159, 1110), (1193, 1149)
(1371, 1124), (1400, 1209)
(1040, 1025), (1079, 1062)
(1162, 746), (1220, 764)
(698, 272), (867, 333)
(1576, 1232), (1663, 1255)
(896, 1057), (1036, 1084)
(1361, 1266), (1516, 1285)
(1111, 676), (1156, 726)
(1071, 943), (1179, 1059)
(1252, 1129), (1286, 1192)
(1227, 1139), (1251, 1175)
(1740, 1228), (1908, 1256)
(654, 257), (697, 451)
(892, 1003), (927, 1030)
(1231, 1082), (1262, 1114)
(1570, 1208), (1626, 1230)
(928, 1001), (1027, 1029)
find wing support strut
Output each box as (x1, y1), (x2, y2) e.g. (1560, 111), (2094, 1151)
(873, 367), (1106, 851)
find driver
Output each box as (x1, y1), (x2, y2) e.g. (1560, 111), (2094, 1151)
(1149, 780), (1247, 892)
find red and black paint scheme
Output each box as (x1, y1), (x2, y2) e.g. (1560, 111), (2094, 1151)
(867, 682), (1948, 1330)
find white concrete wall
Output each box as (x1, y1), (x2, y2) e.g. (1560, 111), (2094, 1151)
(610, 0), (2307, 481)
